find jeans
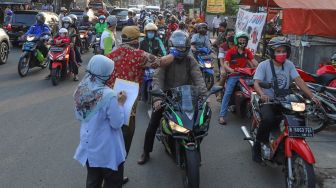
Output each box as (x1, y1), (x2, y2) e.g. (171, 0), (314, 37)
(219, 76), (240, 117)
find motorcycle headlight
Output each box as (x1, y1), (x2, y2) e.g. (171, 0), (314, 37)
(204, 62), (212, 68)
(27, 36), (35, 41)
(80, 34), (84, 38)
(291, 102), (305, 112)
(169, 121), (189, 133)
(96, 37), (100, 41)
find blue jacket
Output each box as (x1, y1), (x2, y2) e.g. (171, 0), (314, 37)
(25, 23), (51, 38)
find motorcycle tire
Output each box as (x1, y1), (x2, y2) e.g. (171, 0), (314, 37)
(184, 149), (200, 188)
(51, 67), (61, 86)
(0, 41), (9, 64)
(203, 73), (214, 91)
(286, 153), (315, 188)
(18, 55), (30, 77)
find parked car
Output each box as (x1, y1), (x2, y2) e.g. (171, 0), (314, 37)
(110, 8), (129, 30)
(4, 10), (59, 46)
(0, 28), (10, 64)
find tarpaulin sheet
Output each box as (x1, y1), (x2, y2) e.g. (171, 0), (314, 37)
(239, 0), (336, 37)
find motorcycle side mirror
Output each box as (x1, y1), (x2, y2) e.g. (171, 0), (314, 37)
(150, 89), (165, 97)
(209, 86), (223, 95)
(258, 82), (272, 89)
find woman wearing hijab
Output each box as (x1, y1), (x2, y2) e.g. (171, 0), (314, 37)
(73, 55), (127, 188)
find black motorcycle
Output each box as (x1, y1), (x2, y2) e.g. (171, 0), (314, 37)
(78, 26), (91, 54)
(151, 85), (222, 188)
(18, 33), (50, 77)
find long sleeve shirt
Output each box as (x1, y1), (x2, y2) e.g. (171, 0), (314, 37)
(74, 96), (126, 171)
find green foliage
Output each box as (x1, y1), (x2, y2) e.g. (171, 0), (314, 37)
(225, 0), (239, 15)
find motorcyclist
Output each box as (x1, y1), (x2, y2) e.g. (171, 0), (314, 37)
(218, 31), (258, 125)
(137, 30), (208, 165)
(178, 21), (188, 33)
(68, 14), (83, 64)
(100, 15), (117, 55)
(79, 14), (93, 47)
(190, 23), (210, 52)
(155, 14), (165, 28)
(95, 15), (107, 36)
(4, 10), (12, 25)
(127, 10), (135, 26)
(252, 36), (319, 163)
(58, 7), (67, 28)
(24, 13), (51, 59)
(140, 23), (166, 57)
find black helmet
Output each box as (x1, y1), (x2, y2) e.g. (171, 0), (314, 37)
(83, 14), (89, 22)
(178, 21), (186, 30)
(168, 30), (191, 59)
(36, 13), (45, 24)
(198, 23), (208, 35)
(268, 36), (291, 59)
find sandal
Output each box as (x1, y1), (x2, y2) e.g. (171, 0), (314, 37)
(219, 117), (227, 125)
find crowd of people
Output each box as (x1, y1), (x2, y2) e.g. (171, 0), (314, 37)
(11, 6), (321, 187)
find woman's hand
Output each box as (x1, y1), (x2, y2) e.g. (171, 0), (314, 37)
(118, 91), (127, 106)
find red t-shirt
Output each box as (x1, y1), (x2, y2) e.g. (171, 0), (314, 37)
(225, 47), (254, 69)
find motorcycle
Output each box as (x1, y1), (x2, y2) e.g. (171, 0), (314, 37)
(18, 33), (50, 77)
(151, 85), (222, 188)
(141, 68), (155, 104)
(241, 82), (316, 188)
(93, 33), (101, 55)
(78, 26), (90, 54)
(296, 65), (336, 87)
(226, 68), (256, 118)
(194, 47), (215, 90)
(304, 83), (336, 133)
(48, 40), (71, 86)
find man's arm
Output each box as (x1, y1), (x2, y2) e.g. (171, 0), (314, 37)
(294, 77), (314, 99)
(142, 51), (174, 68)
(152, 67), (166, 102)
(189, 57), (208, 97)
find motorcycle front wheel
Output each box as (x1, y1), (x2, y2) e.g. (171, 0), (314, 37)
(18, 54), (30, 77)
(51, 67), (61, 86)
(286, 154), (315, 188)
(203, 73), (214, 90)
(184, 149), (200, 188)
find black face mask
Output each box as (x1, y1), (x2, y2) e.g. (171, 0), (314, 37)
(237, 42), (246, 49)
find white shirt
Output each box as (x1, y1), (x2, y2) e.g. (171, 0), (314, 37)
(212, 17), (221, 28)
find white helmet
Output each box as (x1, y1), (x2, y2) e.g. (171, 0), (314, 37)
(144, 23), (158, 32)
(59, 28), (68, 34)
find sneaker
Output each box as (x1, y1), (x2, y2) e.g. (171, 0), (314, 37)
(73, 75), (79, 81)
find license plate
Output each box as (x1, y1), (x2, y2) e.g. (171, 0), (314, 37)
(288, 126), (314, 137)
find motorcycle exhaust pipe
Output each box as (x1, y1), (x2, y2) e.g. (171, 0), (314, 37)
(241, 126), (254, 147)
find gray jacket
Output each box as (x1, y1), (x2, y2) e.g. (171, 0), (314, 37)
(152, 55), (208, 102)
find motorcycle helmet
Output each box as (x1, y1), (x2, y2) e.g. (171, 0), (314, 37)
(331, 53), (336, 66)
(68, 14), (77, 26)
(58, 28), (68, 37)
(6, 10), (13, 16)
(98, 15), (106, 23)
(144, 23), (158, 32)
(158, 14), (163, 19)
(36, 13), (46, 25)
(267, 36), (291, 59)
(168, 30), (191, 59)
(106, 15), (117, 27)
(234, 31), (249, 46)
(178, 21), (186, 31)
(62, 16), (73, 29)
(198, 23), (208, 35)
(83, 14), (89, 22)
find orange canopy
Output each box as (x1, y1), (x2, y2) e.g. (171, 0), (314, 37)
(239, 0), (336, 37)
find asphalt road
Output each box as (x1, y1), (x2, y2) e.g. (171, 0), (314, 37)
(0, 43), (335, 188)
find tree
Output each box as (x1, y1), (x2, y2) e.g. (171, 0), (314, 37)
(225, 0), (239, 15)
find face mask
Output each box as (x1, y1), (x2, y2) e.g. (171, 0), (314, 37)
(100, 20), (104, 24)
(237, 42), (246, 49)
(275, 53), (287, 64)
(60, 33), (66, 37)
(63, 23), (69, 28)
(147, 32), (155, 39)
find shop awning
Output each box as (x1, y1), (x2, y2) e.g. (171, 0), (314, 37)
(0, 0), (30, 4)
(239, 0), (336, 37)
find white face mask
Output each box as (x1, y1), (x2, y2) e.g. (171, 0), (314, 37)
(100, 20), (104, 24)
(64, 23), (69, 28)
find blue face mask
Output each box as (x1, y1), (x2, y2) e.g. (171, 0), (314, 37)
(147, 32), (155, 39)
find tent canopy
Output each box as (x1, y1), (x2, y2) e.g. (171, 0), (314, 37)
(239, 0), (336, 37)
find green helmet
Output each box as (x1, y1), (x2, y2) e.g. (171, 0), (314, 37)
(234, 31), (249, 46)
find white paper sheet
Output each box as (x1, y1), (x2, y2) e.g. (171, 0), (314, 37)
(113, 78), (139, 125)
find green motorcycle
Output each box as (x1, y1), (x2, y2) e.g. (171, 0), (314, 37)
(151, 85), (222, 188)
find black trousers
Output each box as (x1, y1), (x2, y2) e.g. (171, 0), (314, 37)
(213, 28), (219, 37)
(86, 161), (124, 188)
(256, 104), (282, 143)
(122, 115), (136, 155)
(143, 108), (164, 153)
(75, 46), (82, 63)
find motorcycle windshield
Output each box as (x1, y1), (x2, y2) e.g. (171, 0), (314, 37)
(172, 85), (199, 120)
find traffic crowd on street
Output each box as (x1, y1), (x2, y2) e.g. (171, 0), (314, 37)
(0, 0), (336, 188)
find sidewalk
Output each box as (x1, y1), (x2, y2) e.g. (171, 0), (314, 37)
(308, 127), (336, 188)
